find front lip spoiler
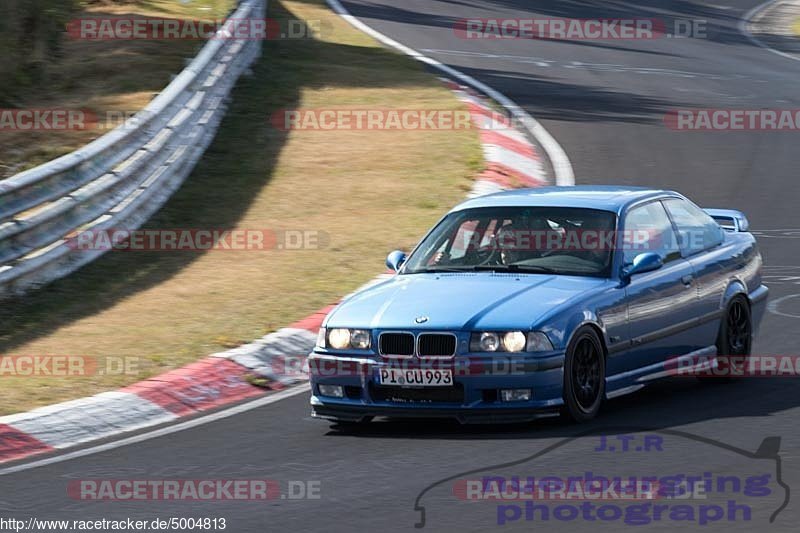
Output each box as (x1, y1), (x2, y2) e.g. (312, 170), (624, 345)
(311, 403), (561, 425)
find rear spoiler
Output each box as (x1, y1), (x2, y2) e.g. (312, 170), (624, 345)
(703, 208), (750, 232)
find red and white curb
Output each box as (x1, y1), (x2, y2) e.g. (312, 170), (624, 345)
(0, 36), (551, 468)
(0, 328), (321, 464)
(442, 78), (546, 196)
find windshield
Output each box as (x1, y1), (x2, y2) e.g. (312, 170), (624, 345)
(402, 206), (617, 277)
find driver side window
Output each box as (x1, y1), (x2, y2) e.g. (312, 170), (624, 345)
(623, 202), (681, 265)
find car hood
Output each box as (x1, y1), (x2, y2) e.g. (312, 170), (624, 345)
(325, 273), (609, 331)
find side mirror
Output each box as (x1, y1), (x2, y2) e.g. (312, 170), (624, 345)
(386, 250), (407, 272)
(621, 252), (663, 281)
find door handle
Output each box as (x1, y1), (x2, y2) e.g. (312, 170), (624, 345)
(681, 274), (694, 286)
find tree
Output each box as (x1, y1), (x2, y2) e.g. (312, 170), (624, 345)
(0, 0), (77, 105)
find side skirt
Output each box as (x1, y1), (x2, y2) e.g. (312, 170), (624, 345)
(604, 345), (718, 400)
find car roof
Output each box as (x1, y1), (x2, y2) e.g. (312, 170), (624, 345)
(449, 185), (677, 215)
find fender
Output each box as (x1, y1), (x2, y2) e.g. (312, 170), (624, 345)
(721, 278), (748, 310)
(543, 312), (609, 355)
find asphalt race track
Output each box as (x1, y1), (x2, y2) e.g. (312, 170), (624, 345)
(4, 1), (800, 531)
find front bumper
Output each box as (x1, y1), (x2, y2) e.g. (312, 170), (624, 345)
(749, 284), (769, 336)
(308, 351), (565, 424)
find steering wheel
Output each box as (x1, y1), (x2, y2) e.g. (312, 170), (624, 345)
(471, 232), (502, 265)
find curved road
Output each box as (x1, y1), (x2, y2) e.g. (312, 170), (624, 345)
(4, 1), (800, 531)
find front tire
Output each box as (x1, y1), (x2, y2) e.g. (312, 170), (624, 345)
(562, 327), (605, 422)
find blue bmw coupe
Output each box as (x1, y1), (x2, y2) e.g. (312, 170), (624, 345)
(309, 186), (767, 423)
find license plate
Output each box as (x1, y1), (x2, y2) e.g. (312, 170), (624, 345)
(378, 368), (453, 387)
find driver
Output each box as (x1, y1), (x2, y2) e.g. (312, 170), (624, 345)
(496, 222), (521, 265)
(496, 217), (547, 265)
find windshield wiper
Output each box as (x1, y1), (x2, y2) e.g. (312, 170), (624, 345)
(407, 266), (474, 274)
(409, 265), (560, 275)
(470, 264), (559, 274)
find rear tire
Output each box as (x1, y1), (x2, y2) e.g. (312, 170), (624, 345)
(700, 295), (752, 383)
(562, 327), (605, 422)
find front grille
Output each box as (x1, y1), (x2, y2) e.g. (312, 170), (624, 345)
(370, 383), (464, 403)
(379, 332), (415, 357)
(418, 333), (457, 357)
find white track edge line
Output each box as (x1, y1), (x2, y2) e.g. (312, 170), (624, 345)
(325, 0), (575, 186)
(0, 385), (310, 476)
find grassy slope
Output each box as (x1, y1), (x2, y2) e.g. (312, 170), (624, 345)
(0, 0), (482, 414)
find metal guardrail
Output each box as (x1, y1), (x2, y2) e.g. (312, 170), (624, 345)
(0, 0), (266, 297)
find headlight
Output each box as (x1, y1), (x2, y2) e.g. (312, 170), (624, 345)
(503, 331), (527, 352)
(350, 329), (371, 349)
(479, 332), (500, 352)
(527, 331), (554, 352)
(470, 331), (553, 353)
(324, 328), (372, 350)
(328, 328), (351, 349)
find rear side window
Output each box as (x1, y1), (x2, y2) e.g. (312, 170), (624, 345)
(662, 198), (724, 255)
(622, 202), (681, 265)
